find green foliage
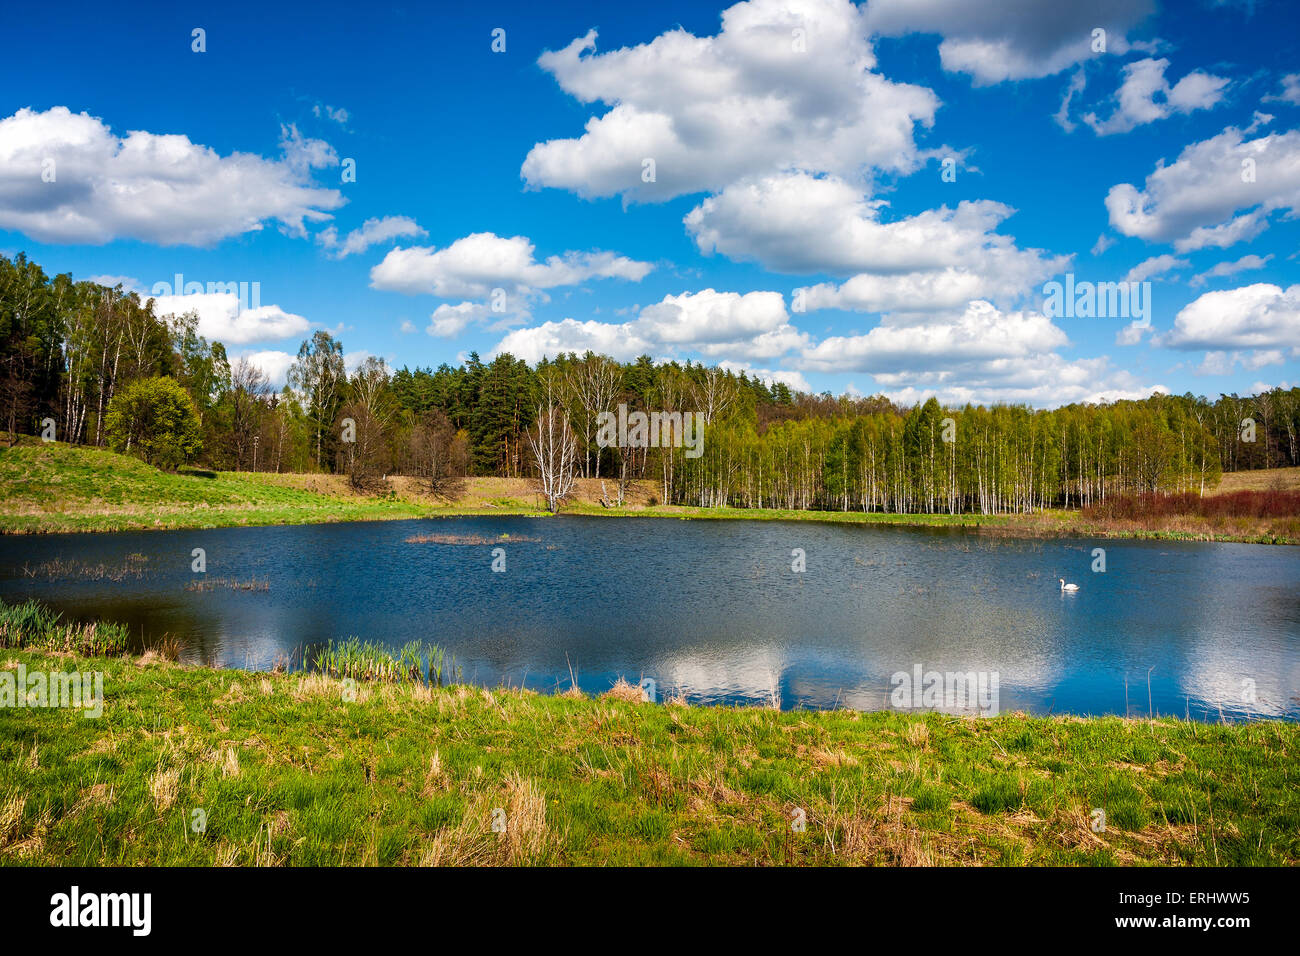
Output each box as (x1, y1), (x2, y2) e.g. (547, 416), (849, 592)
(104, 375), (203, 469)
(288, 330), (346, 471)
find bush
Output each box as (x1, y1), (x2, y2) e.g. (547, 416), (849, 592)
(104, 376), (203, 470)
(1084, 490), (1300, 521)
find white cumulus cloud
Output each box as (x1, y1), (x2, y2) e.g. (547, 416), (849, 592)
(491, 288), (805, 364)
(1104, 126), (1300, 251)
(796, 300), (1163, 405)
(369, 231), (652, 301)
(1162, 283), (1300, 352)
(864, 0), (1156, 85)
(0, 107), (344, 245)
(1122, 254), (1188, 283)
(237, 350), (297, 388)
(149, 293), (310, 346)
(1189, 253), (1272, 287)
(318, 216), (426, 258)
(520, 0), (939, 203)
(1082, 58), (1228, 135)
(684, 171), (1066, 314)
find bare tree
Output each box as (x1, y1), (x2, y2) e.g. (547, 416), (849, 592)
(408, 409), (467, 497)
(693, 365), (737, 425)
(528, 374), (578, 512)
(341, 402), (390, 491)
(568, 352), (622, 477)
(653, 365), (689, 504)
(341, 356), (395, 491)
(612, 398), (648, 507)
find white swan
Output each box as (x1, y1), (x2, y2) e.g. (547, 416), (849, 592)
(1059, 578), (1079, 592)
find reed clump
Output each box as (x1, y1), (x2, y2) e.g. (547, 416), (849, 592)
(404, 532), (538, 545)
(184, 577), (270, 592)
(310, 637), (460, 687)
(22, 554), (148, 582)
(0, 599), (130, 656)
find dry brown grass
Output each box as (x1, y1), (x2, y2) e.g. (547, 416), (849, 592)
(416, 773), (555, 866)
(290, 672), (372, 703)
(0, 793), (25, 845)
(0, 794), (51, 859)
(215, 680), (246, 706)
(267, 472), (661, 510)
(1217, 466), (1300, 493)
(500, 773), (551, 865)
(421, 752), (447, 797)
(149, 766), (180, 812)
(214, 841), (240, 867)
(71, 783), (115, 816)
(796, 744), (860, 768)
(904, 722), (931, 749)
(603, 677), (645, 703)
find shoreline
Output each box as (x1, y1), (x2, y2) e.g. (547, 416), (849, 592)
(3, 500), (1297, 546)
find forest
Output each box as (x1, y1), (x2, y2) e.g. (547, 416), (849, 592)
(3, 251), (1298, 515)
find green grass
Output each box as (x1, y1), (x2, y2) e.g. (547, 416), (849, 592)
(0, 440), (482, 533)
(1, 645), (1296, 866)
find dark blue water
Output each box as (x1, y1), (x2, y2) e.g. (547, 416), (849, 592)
(2, 517), (1297, 719)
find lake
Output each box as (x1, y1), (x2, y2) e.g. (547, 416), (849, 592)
(2, 517), (1297, 720)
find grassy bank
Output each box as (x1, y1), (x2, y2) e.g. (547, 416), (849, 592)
(2, 438), (1297, 543)
(2, 644), (1297, 866)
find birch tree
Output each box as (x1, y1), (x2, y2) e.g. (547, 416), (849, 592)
(528, 373), (578, 512)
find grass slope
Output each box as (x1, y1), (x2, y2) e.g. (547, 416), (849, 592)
(2, 649), (1296, 866)
(0, 440), (453, 532)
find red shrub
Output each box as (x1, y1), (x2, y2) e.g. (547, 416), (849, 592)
(1084, 490), (1300, 520)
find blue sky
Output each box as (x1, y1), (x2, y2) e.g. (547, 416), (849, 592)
(1, 0), (1298, 406)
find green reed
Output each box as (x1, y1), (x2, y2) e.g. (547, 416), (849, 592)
(310, 637), (458, 687)
(0, 598), (130, 656)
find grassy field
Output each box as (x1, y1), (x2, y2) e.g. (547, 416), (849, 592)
(2, 645), (1297, 866)
(2, 437), (1298, 543)
(0, 439), (451, 533)
(1218, 468), (1300, 492)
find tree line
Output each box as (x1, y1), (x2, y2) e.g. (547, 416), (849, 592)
(3, 251), (1298, 514)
